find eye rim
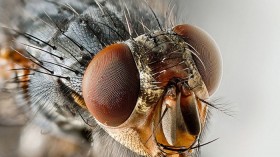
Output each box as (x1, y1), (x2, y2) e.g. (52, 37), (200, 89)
(173, 24), (223, 96)
(82, 43), (140, 127)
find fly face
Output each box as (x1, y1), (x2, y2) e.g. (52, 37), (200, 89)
(82, 25), (222, 156)
(1, 0), (222, 156)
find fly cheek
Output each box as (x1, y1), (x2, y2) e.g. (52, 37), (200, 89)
(173, 24), (222, 96)
(82, 43), (140, 127)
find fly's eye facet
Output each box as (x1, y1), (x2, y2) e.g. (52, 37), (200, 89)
(82, 43), (140, 126)
(173, 24), (222, 96)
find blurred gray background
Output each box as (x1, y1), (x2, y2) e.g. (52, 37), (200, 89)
(177, 0), (280, 156)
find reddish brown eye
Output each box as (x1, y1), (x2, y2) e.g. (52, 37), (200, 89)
(82, 43), (140, 126)
(173, 24), (222, 96)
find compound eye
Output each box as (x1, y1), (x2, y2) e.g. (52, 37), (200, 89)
(82, 43), (140, 126)
(173, 24), (222, 96)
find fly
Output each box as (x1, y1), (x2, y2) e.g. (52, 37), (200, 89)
(0, 0), (223, 157)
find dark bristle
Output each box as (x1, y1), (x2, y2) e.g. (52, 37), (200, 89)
(143, 0), (163, 31)
(43, 11), (89, 66)
(20, 42), (64, 60)
(41, 60), (81, 75)
(199, 98), (235, 117)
